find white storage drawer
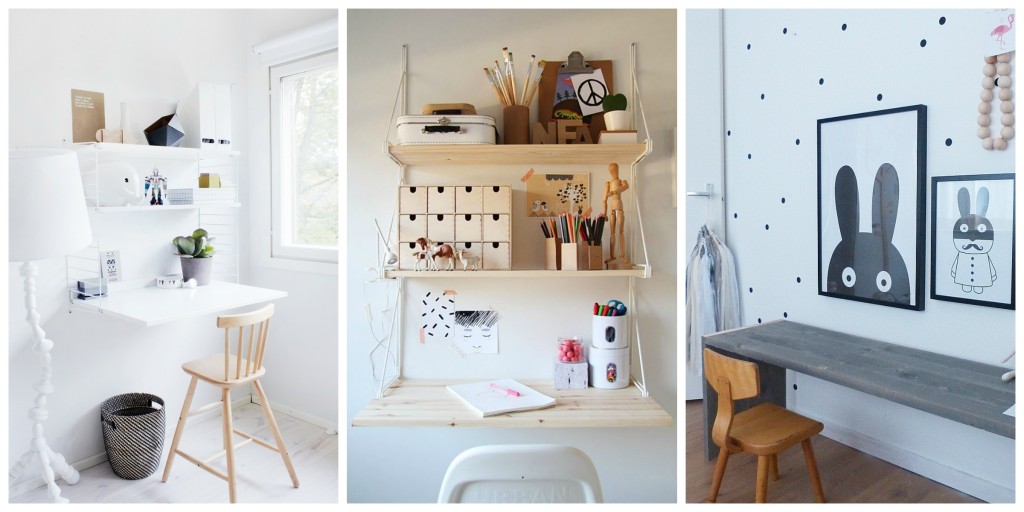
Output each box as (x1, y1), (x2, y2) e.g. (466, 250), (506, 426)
(482, 214), (510, 242)
(482, 241), (510, 270)
(455, 214), (483, 241)
(482, 185), (511, 213)
(398, 214), (427, 242)
(427, 186), (456, 214)
(399, 186), (428, 213)
(427, 214), (456, 242)
(456, 186), (483, 213)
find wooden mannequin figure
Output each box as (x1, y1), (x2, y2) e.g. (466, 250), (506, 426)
(602, 163), (631, 269)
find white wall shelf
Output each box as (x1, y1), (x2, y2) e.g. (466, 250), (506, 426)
(73, 142), (240, 160)
(92, 203), (241, 213)
(71, 281), (286, 327)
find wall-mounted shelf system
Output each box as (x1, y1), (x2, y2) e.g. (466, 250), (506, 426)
(355, 43), (667, 428)
(66, 142), (242, 313)
(352, 379), (672, 428)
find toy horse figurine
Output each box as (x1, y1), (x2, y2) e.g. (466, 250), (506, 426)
(431, 242), (456, 271)
(455, 249), (480, 271)
(414, 237), (436, 271)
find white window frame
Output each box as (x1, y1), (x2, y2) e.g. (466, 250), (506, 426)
(269, 50), (338, 264)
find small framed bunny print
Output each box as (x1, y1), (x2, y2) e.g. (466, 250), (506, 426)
(931, 174), (1015, 309)
(817, 105), (927, 310)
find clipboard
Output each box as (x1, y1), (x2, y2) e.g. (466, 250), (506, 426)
(538, 52), (614, 142)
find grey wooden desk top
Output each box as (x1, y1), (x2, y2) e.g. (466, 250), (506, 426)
(703, 320), (1015, 438)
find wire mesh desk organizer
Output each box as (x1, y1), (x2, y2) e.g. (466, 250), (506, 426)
(686, 225), (741, 377)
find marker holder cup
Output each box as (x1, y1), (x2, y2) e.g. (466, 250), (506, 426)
(560, 242), (581, 271)
(588, 244), (603, 270)
(592, 314), (628, 350)
(545, 237), (562, 270)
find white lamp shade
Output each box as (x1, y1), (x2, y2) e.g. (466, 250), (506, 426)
(9, 148), (93, 262)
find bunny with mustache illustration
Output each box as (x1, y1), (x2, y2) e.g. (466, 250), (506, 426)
(951, 186), (997, 293)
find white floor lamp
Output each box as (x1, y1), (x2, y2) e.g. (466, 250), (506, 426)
(9, 148), (93, 503)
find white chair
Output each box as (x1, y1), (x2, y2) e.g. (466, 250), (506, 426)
(437, 444), (603, 503)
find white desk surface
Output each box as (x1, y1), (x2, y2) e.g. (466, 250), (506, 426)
(73, 281), (287, 327)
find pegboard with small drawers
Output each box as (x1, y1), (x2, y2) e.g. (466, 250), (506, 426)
(397, 185), (511, 270)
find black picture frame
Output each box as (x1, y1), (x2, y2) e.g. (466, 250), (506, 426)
(817, 105), (927, 310)
(931, 174), (1015, 310)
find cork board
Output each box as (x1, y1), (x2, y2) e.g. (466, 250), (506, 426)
(71, 89), (105, 143)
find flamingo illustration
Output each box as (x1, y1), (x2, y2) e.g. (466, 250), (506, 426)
(991, 13), (1015, 50)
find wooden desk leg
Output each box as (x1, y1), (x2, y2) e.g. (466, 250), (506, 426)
(701, 341), (788, 460)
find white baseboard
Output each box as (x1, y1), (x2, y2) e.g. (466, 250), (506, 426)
(822, 423), (1013, 503)
(248, 394), (339, 435)
(8, 393), (311, 497)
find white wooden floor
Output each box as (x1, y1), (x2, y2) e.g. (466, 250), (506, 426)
(10, 403), (338, 504)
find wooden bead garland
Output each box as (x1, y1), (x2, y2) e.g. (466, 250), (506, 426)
(979, 51), (1014, 150)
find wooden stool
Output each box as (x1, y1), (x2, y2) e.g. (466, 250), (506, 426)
(161, 304), (298, 502)
(704, 348), (825, 503)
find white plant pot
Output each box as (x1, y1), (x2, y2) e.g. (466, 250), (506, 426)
(604, 110), (630, 131)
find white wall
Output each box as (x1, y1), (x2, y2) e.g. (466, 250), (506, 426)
(346, 9), (677, 503)
(709, 9), (1014, 502)
(7, 9), (337, 495)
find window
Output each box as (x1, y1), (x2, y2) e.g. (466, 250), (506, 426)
(270, 50), (338, 263)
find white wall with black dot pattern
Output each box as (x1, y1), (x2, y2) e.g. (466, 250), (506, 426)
(715, 9), (1015, 502)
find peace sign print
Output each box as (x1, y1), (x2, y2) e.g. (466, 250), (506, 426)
(576, 78), (607, 107)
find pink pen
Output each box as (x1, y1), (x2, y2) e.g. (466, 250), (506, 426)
(490, 383), (520, 397)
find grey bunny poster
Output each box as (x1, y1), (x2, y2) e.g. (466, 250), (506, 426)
(818, 105), (926, 310)
(931, 174), (1015, 309)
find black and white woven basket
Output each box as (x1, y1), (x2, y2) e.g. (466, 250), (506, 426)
(100, 393), (165, 480)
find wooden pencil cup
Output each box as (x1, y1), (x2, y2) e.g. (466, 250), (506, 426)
(503, 105), (529, 145)
(545, 237), (562, 270)
(560, 243), (580, 271)
(588, 244), (603, 270)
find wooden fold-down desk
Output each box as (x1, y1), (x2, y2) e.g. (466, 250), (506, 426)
(701, 320), (1015, 459)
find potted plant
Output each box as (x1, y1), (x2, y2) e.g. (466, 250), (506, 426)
(602, 93), (630, 131)
(172, 228), (215, 286)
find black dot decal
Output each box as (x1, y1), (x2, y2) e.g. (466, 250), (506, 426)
(765, 224), (770, 230)
(781, 197), (786, 204)
(796, 277), (802, 283)
(784, 312), (789, 318)
(747, 153), (752, 159)
(945, 138), (953, 146)
(881, 278), (888, 287)
(920, 39), (927, 47)
(819, 78), (824, 85)
(783, 27), (788, 34)
(877, 93), (883, 101)
(760, 93), (765, 100)
(939, 16), (946, 25)
(758, 318), (763, 324)
(795, 139), (800, 145)
(747, 43), (751, 50)
(842, 23), (847, 31)
(727, 130), (732, 136)
(733, 212), (738, 219)
(749, 287), (754, 293)
(845, 274), (853, 283)
(793, 384), (798, 390)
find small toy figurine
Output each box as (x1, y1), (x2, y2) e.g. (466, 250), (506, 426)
(455, 249), (480, 270)
(145, 167), (167, 206)
(602, 163), (630, 269)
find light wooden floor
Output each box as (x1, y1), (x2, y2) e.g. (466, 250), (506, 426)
(685, 400), (981, 503)
(10, 403), (338, 504)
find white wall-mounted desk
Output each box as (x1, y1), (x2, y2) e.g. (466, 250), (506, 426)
(71, 281), (287, 327)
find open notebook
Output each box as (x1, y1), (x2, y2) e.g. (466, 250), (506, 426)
(447, 379), (556, 417)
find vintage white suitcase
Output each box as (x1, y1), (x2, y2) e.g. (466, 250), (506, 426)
(395, 115), (496, 145)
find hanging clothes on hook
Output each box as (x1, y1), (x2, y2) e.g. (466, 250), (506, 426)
(685, 225), (741, 376)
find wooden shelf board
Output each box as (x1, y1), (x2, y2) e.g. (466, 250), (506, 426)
(351, 379), (672, 428)
(387, 143), (648, 166)
(385, 267), (648, 279)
